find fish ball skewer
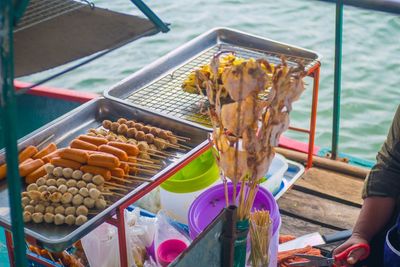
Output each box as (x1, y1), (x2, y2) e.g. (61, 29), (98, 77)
(61, 192), (73, 204)
(72, 194), (84, 206)
(65, 206), (76, 216)
(54, 214), (65, 225)
(58, 185), (68, 194)
(38, 185), (47, 192)
(95, 199), (107, 210)
(82, 173), (93, 182)
(45, 206), (55, 214)
(79, 188), (89, 197)
(23, 211), (32, 223)
(72, 170), (83, 180)
(83, 197), (95, 209)
(66, 180), (77, 188)
(68, 187), (79, 195)
(27, 184), (38, 192)
(77, 181), (87, 189)
(76, 205), (88, 217)
(36, 177), (46, 186)
(25, 205), (35, 214)
(65, 215), (76, 225)
(46, 179), (57, 187)
(54, 206), (65, 215)
(56, 178), (67, 187)
(44, 213), (55, 224)
(52, 167), (63, 177)
(32, 213), (44, 224)
(47, 186), (57, 193)
(89, 188), (101, 200)
(75, 215), (87, 226)
(49, 192), (62, 203)
(92, 175), (105, 186)
(44, 164), (55, 174)
(62, 168), (73, 178)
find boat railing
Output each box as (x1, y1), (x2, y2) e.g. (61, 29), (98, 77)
(319, 0), (400, 159)
(1, 0), (399, 265)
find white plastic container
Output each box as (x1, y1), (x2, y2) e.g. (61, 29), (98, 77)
(260, 153), (289, 195)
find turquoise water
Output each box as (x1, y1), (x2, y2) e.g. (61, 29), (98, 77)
(22, 0), (400, 161)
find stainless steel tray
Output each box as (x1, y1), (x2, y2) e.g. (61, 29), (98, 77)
(104, 27), (321, 130)
(0, 98), (209, 252)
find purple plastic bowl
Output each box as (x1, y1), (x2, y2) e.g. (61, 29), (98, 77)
(188, 183), (280, 239)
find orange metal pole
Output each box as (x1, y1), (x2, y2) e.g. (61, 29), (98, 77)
(307, 66), (320, 169)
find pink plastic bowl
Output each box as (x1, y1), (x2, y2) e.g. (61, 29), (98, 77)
(157, 239), (188, 266)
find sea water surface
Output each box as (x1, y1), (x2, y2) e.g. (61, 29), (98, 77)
(22, 0), (400, 161)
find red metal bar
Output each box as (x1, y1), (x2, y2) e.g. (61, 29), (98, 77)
(120, 141), (212, 210)
(27, 253), (60, 267)
(14, 81), (98, 103)
(106, 217), (119, 227)
(5, 230), (15, 267)
(307, 66), (320, 168)
(116, 207), (128, 267)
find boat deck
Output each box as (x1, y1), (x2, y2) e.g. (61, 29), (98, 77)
(277, 148), (367, 251)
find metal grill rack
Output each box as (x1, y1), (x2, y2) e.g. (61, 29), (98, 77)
(126, 43), (318, 127)
(15, 0), (85, 31)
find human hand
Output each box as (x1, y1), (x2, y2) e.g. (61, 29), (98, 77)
(333, 234), (369, 267)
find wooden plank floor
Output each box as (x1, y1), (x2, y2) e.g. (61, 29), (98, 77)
(278, 165), (365, 251)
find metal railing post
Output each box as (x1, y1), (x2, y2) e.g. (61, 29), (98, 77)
(331, 0), (343, 159)
(0, 1), (28, 266)
(130, 0), (170, 33)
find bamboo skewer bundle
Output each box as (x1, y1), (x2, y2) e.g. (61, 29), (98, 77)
(249, 210), (273, 267)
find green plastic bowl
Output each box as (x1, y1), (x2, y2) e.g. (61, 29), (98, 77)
(160, 150), (219, 193)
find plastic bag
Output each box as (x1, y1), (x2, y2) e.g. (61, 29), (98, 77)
(154, 210), (191, 266)
(81, 223), (120, 267)
(134, 187), (161, 214)
(81, 208), (157, 267)
(125, 208), (157, 267)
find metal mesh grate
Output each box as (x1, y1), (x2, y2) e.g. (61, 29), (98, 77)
(126, 43), (318, 127)
(16, 0), (85, 31)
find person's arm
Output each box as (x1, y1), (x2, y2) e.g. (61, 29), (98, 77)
(333, 197), (395, 267)
(353, 197), (396, 242)
(333, 105), (400, 266)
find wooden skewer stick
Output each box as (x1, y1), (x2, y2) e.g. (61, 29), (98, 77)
(124, 175), (152, 182)
(102, 191), (125, 197)
(148, 149), (179, 158)
(124, 160), (161, 168)
(104, 181), (131, 189)
(136, 157), (158, 164)
(104, 186), (128, 192)
(147, 148), (170, 156)
(174, 137), (188, 142)
(177, 143), (192, 150)
(126, 162), (161, 170)
(147, 152), (167, 159)
(156, 140), (182, 149)
(141, 157), (163, 164)
(171, 134), (191, 141)
(47, 251), (56, 263)
(111, 176), (134, 184)
(137, 168), (157, 175)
